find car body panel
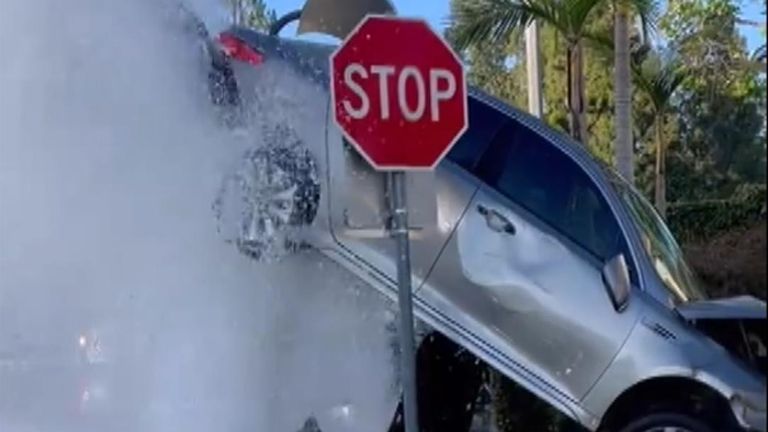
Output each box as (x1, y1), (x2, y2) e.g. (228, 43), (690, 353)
(582, 298), (713, 422)
(582, 294), (766, 430)
(431, 182), (642, 401)
(229, 28), (335, 88)
(326, 143), (476, 295)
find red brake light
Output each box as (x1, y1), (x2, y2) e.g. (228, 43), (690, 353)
(216, 33), (264, 66)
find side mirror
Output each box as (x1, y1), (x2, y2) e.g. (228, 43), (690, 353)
(602, 254), (631, 312)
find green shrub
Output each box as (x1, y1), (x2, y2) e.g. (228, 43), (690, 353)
(667, 184), (766, 242)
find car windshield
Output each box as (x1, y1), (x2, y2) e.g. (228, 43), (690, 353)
(605, 170), (708, 304)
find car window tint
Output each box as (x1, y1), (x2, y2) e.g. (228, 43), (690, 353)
(446, 98), (507, 172)
(481, 122), (624, 262)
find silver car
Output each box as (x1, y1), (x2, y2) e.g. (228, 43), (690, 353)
(201, 15), (767, 432)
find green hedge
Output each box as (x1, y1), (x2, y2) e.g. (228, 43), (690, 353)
(667, 184), (766, 242)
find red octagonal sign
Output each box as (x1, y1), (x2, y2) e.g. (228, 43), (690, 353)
(330, 15), (468, 171)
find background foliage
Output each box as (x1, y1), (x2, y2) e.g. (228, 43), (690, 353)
(448, 0), (766, 204)
(667, 184), (766, 242)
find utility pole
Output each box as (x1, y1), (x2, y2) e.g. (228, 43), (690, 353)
(525, 20), (543, 118)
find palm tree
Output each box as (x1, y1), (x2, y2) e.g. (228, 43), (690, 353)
(229, 0), (244, 25)
(613, 0), (659, 184)
(632, 55), (689, 217)
(244, 0), (278, 31)
(451, 0), (657, 149)
(451, 0), (604, 145)
(228, 0), (276, 30)
(613, 1), (634, 181)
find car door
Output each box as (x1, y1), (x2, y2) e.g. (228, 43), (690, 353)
(422, 119), (641, 402)
(329, 97), (508, 293)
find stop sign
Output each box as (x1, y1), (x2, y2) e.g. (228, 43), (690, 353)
(330, 15), (468, 171)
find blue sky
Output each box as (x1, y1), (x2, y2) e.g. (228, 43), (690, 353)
(740, 0), (764, 51)
(266, 0), (764, 51)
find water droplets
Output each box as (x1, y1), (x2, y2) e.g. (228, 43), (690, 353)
(212, 135), (319, 263)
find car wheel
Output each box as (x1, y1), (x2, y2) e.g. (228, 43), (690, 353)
(615, 412), (715, 432)
(213, 143), (320, 262)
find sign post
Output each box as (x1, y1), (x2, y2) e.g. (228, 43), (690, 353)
(390, 170), (419, 431)
(330, 15), (468, 432)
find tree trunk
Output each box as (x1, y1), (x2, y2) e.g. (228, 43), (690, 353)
(231, 0), (242, 25)
(577, 42), (588, 146)
(567, 42), (588, 145)
(614, 1), (634, 183)
(567, 45), (575, 137)
(525, 21), (543, 118)
(654, 115), (667, 217)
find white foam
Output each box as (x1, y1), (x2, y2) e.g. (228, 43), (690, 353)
(0, 1), (397, 430)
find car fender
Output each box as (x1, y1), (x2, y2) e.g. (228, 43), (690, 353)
(581, 305), (762, 430)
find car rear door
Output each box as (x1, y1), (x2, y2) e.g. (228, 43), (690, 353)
(421, 119), (641, 403)
(328, 97), (507, 295)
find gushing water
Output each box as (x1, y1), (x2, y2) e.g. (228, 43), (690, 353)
(0, 1), (398, 431)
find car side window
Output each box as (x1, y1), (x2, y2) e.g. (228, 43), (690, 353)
(478, 122), (627, 264)
(446, 98), (508, 173)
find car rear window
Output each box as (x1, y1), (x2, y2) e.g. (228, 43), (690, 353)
(446, 98), (507, 173)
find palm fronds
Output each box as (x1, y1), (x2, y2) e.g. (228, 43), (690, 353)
(631, 55), (690, 113)
(448, 0), (559, 50)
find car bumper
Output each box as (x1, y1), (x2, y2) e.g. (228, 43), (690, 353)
(731, 391), (767, 432)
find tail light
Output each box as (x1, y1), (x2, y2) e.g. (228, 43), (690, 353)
(216, 33), (264, 67)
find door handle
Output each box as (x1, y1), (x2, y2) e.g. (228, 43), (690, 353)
(477, 204), (516, 235)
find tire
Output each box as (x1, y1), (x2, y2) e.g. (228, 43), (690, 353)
(615, 412), (715, 432)
(213, 141), (320, 262)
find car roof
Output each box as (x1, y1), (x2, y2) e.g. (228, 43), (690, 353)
(228, 27), (607, 181)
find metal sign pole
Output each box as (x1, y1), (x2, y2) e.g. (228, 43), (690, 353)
(390, 170), (419, 432)
(331, 17), (465, 429)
